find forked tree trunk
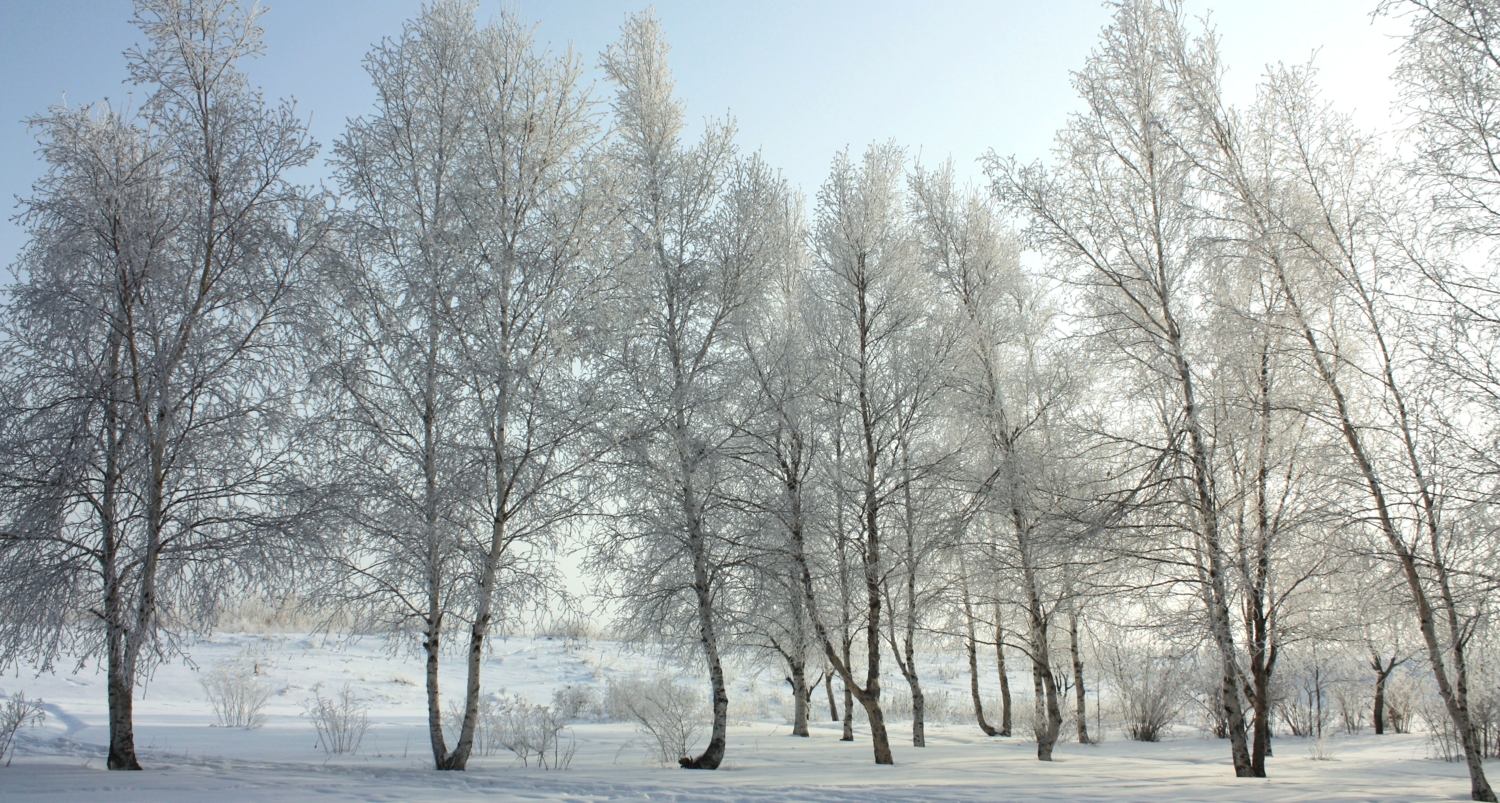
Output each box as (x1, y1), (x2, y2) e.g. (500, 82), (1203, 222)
(1031, 651), (1063, 761)
(960, 574), (995, 735)
(967, 633), (997, 736)
(1023, 567), (1063, 760)
(1372, 652), (1401, 736)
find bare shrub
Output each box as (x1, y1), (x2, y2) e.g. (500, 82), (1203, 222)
(1308, 734), (1338, 761)
(200, 658), (277, 729)
(1332, 681), (1367, 735)
(1277, 661), (1332, 739)
(0, 693), (46, 766)
(1421, 694), (1463, 762)
(441, 692), (575, 768)
(496, 697), (575, 769)
(883, 687), (956, 726)
(444, 695), (502, 757)
(1423, 669), (1500, 762)
(1106, 646), (1185, 742)
(1383, 671), (1417, 734)
(303, 682), (369, 755)
(606, 674), (706, 766)
(552, 684), (607, 723)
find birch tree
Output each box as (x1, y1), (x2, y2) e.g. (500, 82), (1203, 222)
(320, 0), (605, 771)
(0, 0), (322, 770)
(988, 0), (1255, 775)
(594, 10), (791, 770)
(797, 142), (943, 764)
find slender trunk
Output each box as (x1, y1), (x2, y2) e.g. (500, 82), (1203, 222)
(420, 305), (454, 770)
(962, 583), (997, 736)
(826, 671), (840, 723)
(1019, 531), (1061, 759)
(1247, 338), (1276, 773)
(1170, 336), (1255, 776)
(842, 676), (855, 740)
(896, 444), (925, 748)
(995, 608), (1013, 736)
(681, 524), (728, 769)
(1069, 609), (1090, 744)
(1030, 634), (1063, 760)
(101, 353), (139, 771)
(424, 614), (448, 767)
(1250, 646), (1276, 767)
(1372, 652), (1398, 736)
(443, 506), (507, 771)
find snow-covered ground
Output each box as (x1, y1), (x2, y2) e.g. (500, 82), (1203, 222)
(0, 633), (1478, 802)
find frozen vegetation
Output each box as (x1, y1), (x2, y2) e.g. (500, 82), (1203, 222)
(0, 632), (1481, 802)
(6, 0), (1500, 800)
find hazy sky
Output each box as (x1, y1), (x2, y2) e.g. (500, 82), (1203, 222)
(0, 0), (1409, 269)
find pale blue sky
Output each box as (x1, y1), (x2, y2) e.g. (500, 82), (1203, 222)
(0, 1), (1406, 269)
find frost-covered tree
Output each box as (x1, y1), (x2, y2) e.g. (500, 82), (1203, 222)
(318, 0), (605, 771)
(0, 0), (323, 770)
(592, 10), (792, 770)
(989, 0), (1256, 775)
(799, 142), (947, 764)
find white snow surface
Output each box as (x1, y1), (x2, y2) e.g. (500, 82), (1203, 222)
(0, 633), (1476, 802)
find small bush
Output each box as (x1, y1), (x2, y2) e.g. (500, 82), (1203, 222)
(0, 693), (46, 766)
(201, 658), (277, 729)
(552, 684), (607, 723)
(497, 697), (575, 769)
(304, 682), (369, 755)
(606, 674), (706, 766)
(1107, 647), (1185, 742)
(444, 695), (502, 757)
(1332, 681), (1367, 735)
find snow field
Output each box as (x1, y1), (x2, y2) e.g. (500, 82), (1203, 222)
(0, 633), (1476, 802)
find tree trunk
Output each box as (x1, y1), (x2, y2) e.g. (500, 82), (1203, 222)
(1032, 650), (1063, 761)
(789, 662), (810, 737)
(681, 537), (729, 769)
(424, 616), (450, 768)
(968, 633), (997, 736)
(105, 629), (141, 771)
(961, 578), (997, 736)
(842, 674), (855, 741)
(996, 612), (1013, 736)
(907, 672), (927, 747)
(1372, 652), (1398, 736)
(1024, 568), (1063, 760)
(1069, 609), (1090, 744)
(826, 671), (840, 723)
(855, 689), (895, 764)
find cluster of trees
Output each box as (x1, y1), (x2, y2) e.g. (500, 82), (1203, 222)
(3, 0), (1500, 799)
